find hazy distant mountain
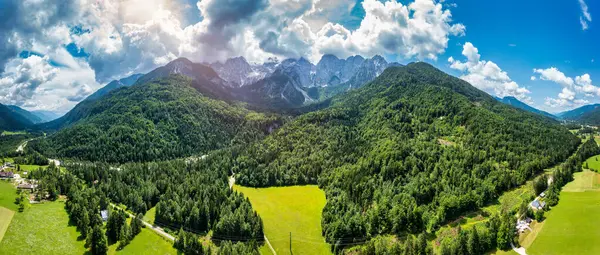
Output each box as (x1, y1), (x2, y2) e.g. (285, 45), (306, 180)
(31, 110), (62, 122)
(7, 105), (44, 124)
(557, 104), (600, 120)
(496, 96), (557, 120)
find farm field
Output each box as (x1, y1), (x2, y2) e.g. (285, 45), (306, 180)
(234, 185), (331, 255)
(528, 170), (600, 255)
(0, 201), (86, 255)
(0, 207), (15, 242)
(0, 181), (18, 211)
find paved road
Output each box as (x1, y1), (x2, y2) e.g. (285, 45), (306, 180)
(109, 204), (175, 242)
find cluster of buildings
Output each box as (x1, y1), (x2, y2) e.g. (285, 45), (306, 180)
(0, 162), (15, 179)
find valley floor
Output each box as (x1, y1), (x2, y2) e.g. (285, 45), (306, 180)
(527, 170), (600, 255)
(234, 185), (331, 255)
(0, 180), (176, 255)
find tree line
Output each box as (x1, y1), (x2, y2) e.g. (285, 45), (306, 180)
(32, 154), (264, 254)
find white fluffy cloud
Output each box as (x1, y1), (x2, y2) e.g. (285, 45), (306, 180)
(308, 0), (465, 62)
(533, 67), (574, 87)
(448, 42), (532, 103)
(0, 54), (99, 112)
(533, 67), (600, 108)
(579, 0), (592, 30)
(0, 0), (464, 111)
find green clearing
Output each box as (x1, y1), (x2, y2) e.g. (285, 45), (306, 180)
(528, 170), (600, 255)
(0, 181), (18, 211)
(143, 206), (156, 224)
(234, 185), (331, 255)
(0, 207), (15, 242)
(562, 170), (600, 192)
(583, 155), (600, 172)
(1, 131), (27, 136)
(0, 201), (86, 255)
(107, 227), (176, 255)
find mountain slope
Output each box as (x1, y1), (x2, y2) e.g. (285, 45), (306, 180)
(496, 96), (557, 120)
(40, 74), (145, 130)
(30, 75), (280, 163)
(0, 103), (33, 131)
(7, 105), (44, 124)
(557, 104), (600, 121)
(85, 73), (143, 101)
(562, 105), (600, 125)
(233, 62), (579, 245)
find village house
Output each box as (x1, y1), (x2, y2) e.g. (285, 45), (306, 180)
(100, 210), (109, 222)
(531, 199), (546, 210)
(0, 171), (14, 179)
(17, 183), (37, 190)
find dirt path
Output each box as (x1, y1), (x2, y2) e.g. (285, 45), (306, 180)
(264, 234), (277, 255)
(109, 204), (175, 242)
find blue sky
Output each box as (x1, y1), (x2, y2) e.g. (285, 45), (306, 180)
(441, 0), (599, 113)
(0, 0), (597, 113)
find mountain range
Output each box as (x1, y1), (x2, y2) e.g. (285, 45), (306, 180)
(5, 52), (600, 133)
(495, 96), (557, 120)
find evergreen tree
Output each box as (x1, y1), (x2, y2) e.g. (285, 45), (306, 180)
(91, 225), (108, 255)
(467, 227), (480, 255)
(130, 213), (143, 237)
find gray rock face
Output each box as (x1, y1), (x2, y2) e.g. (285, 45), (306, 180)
(210, 57), (273, 87)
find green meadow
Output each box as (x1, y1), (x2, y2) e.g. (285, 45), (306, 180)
(583, 155), (600, 172)
(234, 185), (331, 255)
(528, 170), (600, 255)
(0, 180), (175, 255)
(0, 201), (86, 255)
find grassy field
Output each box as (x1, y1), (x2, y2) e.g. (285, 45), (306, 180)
(143, 206), (156, 224)
(0, 201), (86, 255)
(0, 181), (19, 211)
(563, 170), (600, 192)
(234, 185), (331, 255)
(1, 131), (27, 136)
(528, 170), (600, 255)
(0, 207), (15, 242)
(583, 155), (600, 172)
(107, 227), (176, 255)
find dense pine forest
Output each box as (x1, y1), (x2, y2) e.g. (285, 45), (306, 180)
(233, 63), (580, 249)
(29, 75), (281, 163)
(30, 153), (264, 254)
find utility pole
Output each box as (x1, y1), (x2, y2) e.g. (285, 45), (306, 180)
(289, 232), (292, 254)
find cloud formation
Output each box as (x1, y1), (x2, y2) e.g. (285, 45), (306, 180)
(579, 0), (592, 30)
(532, 67), (600, 108)
(0, 0), (464, 111)
(448, 42), (532, 103)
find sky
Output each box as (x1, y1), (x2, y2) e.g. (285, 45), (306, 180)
(0, 0), (597, 114)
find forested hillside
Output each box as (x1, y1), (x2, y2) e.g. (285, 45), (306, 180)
(564, 106), (600, 125)
(0, 103), (33, 130)
(233, 62), (580, 249)
(496, 96), (557, 120)
(30, 75), (281, 163)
